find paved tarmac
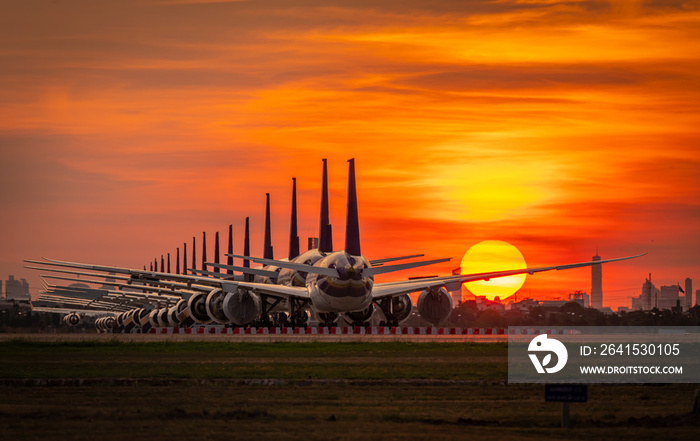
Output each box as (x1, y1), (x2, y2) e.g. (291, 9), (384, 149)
(0, 332), (508, 343)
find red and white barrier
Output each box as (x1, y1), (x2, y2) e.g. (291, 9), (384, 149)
(144, 326), (546, 335)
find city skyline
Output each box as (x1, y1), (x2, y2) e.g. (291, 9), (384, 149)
(1, 1), (699, 308)
(7, 256), (698, 311)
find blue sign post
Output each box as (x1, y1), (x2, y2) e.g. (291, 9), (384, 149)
(545, 384), (588, 428)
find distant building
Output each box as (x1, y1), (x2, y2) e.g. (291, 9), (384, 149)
(5, 275), (29, 301)
(630, 275), (660, 311)
(598, 307), (614, 316)
(308, 237), (319, 250)
(475, 296), (505, 311)
(508, 298), (539, 312)
(568, 291), (590, 308)
(640, 274), (658, 310)
(0, 279), (3, 299)
(590, 251), (602, 309)
(540, 300), (569, 308)
(685, 278), (693, 309)
(658, 285), (680, 311)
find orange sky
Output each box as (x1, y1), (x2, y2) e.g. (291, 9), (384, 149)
(1, 0), (699, 308)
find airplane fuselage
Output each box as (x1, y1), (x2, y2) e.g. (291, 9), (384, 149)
(307, 251), (374, 313)
(277, 249), (326, 287)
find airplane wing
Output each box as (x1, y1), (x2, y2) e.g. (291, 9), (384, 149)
(363, 258), (451, 276)
(30, 306), (117, 316)
(369, 254), (424, 266)
(227, 254), (451, 278)
(201, 262), (279, 278)
(28, 257), (311, 302)
(371, 253), (646, 299)
(226, 254), (339, 277)
(40, 274), (198, 298)
(219, 281), (311, 300)
(25, 264), (213, 293)
(26, 258), (223, 289)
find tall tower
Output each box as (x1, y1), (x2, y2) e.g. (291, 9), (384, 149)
(685, 278), (693, 309)
(642, 274), (654, 310)
(591, 249), (603, 309)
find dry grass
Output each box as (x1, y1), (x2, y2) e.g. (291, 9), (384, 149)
(0, 340), (697, 440)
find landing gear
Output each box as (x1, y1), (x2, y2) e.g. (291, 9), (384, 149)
(376, 295), (412, 327)
(290, 310), (309, 328)
(253, 295), (282, 328)
(318, 312), (338, 328)
(288, 298), (311, 328)
(345, 305), (374, 327)
(255, 313), (274, 328)
(272, 312), (290, 327)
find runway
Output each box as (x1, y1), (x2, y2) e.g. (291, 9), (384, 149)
(0, 331), (508, 343)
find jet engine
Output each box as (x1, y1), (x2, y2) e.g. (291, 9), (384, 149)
(377, 294), (413, 326)
(63, 312), (81, 327)
(205, 289), (230, 324)
(167, 305), (180, 327)
(188, 292), (214, 324)
(174, 299), (194, 327)
(96, 316), (117, 332)
(156, 308), (170, 328)
(105, 316), (116, 329)
(222, 290), (261, 326)
(344, 304), (374, 326)
(148, 309), (160, 328)
(114, 312), (125, 332)
(133, 309), (152, 330)
(416, 286), (453, 326)
(123, 309), (137, 333)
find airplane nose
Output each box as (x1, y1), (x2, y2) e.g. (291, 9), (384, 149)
(347, 265), (363, 280)
(336, 267), (347, 279)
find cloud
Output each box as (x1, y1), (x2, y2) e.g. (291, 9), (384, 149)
(1, 0), (698, 305)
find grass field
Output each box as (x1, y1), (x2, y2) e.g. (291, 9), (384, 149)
(0, 339), (698, 440)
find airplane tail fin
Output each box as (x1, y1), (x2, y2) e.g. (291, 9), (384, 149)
(183, 242), (188, 275)
(214, 232), (220, 274)
(192, 236), (196, 270)
(289, 178), (300, 259)
(345, 158), (361, 256)
(202, 232), (207, 271)
(244, 216), (252, 282)
(264, 193), (274, 259)
(319, 159), (333, 253)
(244, 217), (250, 268)
(227, 224), (233, 275)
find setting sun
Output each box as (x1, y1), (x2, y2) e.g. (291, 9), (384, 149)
(460, 240), (527, 301)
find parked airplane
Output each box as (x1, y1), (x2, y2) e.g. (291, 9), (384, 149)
(27, 158), (645, 329)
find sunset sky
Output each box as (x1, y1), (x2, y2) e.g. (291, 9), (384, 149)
(1, 0), (699, 308)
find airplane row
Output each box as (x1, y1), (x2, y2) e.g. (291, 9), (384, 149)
(27, 159), (645, 332)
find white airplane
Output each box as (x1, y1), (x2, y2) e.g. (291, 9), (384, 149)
(28, 158), (645, 328)
(190, 159), (427, 327)
(27, 159), (429, 330)
(218, 159), (645, 326)
(31, 276), (185, 332)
